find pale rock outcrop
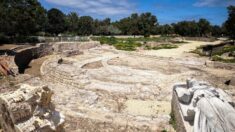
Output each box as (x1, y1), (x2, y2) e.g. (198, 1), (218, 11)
(0, 84), (65, 132)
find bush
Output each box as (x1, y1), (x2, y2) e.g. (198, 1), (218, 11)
(169, 112), (176, 130)
(115, 42), (140, 51)
(14, 36), (39, 43)
(212, 55), (235, 63)
(151, 44), (178, 50)
(0, 33), (11, 44)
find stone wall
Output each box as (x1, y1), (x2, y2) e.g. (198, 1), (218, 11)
(14, 43), (53, 73)
(171, 90), (187, 132)
(52, 41), (100, 53)
(0, 84), (65, 132)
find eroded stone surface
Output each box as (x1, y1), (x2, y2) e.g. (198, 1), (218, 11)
(0, 84), (65, 132)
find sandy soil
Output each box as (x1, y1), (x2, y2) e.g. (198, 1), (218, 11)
(124, 99), (171, 116)
(24, 55), (53, 77)
(141, 40), (222, 58)
(0, 44), (21, 50)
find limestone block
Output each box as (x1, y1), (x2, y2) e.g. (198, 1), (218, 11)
(175, 88), (192, 104)
(0, 84), (65, 132)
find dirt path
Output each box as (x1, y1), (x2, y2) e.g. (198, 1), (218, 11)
(141, 40), (222, 58)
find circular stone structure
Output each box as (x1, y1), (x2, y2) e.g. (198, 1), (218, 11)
(40, 45), (235, 131)
(40, 46), (199, 131)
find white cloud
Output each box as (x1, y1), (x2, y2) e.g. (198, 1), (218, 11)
(45, 0), (135, 16)
(193, 0), (235, 7)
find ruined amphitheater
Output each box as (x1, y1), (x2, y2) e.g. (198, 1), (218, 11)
(0, 40), (235, 131)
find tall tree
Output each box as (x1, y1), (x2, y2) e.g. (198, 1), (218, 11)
(158, 24), (174, 35)
(46, 8), (67, 35)
(225, 5), (235, 42)
(66, 12), (79, 34)
(139, 12), (158, 37)
(77, 16), (94, 35)
(173, 21), (200, 37)
(0, 0), (47, 36)
(211, 25), (222, 37)
(198, 18), (211, 37)
(115, 12), (158, 36)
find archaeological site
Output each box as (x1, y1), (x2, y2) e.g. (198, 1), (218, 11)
(1, 0), (235, 131)
(0, 38), (235, 132)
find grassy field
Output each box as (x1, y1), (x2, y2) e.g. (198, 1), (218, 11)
(92, 36), (181, 51)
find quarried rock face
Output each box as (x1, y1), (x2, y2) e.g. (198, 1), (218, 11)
(0, 84), (65, 132)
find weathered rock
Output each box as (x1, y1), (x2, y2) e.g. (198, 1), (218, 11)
(0, 84), (64, 132)
(172, 79), (235, 132)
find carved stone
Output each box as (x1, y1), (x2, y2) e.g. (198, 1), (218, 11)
(172, 79), (235, 132)
(0, 84), (65, 132)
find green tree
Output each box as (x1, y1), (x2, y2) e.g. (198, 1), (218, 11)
(158, 24), (174, 35)
(107, 25), (121, 35)
(173, 21), (200, 37)
(77, 16), (94, 35)
(211, 25), (222, 37)
(139, 12), (158, 37)
(66, 12), (79, 34)
(115, 12), (158, 37)
(225, 6), (235, 42)
(129, 13), (140, 35)
(198, 18), (211, 37)
(0, 0), (47, 36)
(46, 8), (67, 35)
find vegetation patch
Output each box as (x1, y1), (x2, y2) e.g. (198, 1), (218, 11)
(212, 55), (235, 63)
(169, 112), (177, 130)
(211, 45), (235, 56)
(93, 36), (181, 51)
(151, 44), (178, 50)
(92, 37), (142, 51)
(192, 45), (235, 63)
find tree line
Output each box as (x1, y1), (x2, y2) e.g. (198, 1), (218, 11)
(0, 0), (234, 43)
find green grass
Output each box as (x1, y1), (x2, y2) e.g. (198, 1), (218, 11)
(212, 55), (235, 63)
(114, 41), (141, 51)
(92, 36), (180, 51)
(117, 36), (170, 42)
(152, 44), (178, 50)
(211, 45), (235, 56)
(169, 112), (177, 130)
(92, 36), (142, 51)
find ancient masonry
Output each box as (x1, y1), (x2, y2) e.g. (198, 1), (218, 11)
(0, 84), (65, 132)
(172, 79), (235, 132)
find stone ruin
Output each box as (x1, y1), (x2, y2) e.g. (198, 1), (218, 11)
(172, 79), (235, 132)
(0, 56), (16, 77)
(0, 84), (65, 132)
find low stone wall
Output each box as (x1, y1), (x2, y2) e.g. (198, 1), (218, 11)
(52, 41), (100, 53)
(14, 43), (53, 73)
(171, 90), (187, 132)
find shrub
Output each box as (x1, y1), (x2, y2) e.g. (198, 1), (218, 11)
(152, 44), (178, 50)
(14, 36), (39, 43)
(212, 55), (235, 63)
(169, 112), (176, 130)
(0, 33), (11, 44)
(210, 45), (235, 56)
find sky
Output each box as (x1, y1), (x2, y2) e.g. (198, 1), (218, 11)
(39, 0), (235, 25)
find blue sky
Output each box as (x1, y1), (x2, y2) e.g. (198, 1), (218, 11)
(39, 0), (235, 25)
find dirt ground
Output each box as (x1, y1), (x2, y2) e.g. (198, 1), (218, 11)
(24, 55), (53, 77)
(141, 40), (222, 58)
